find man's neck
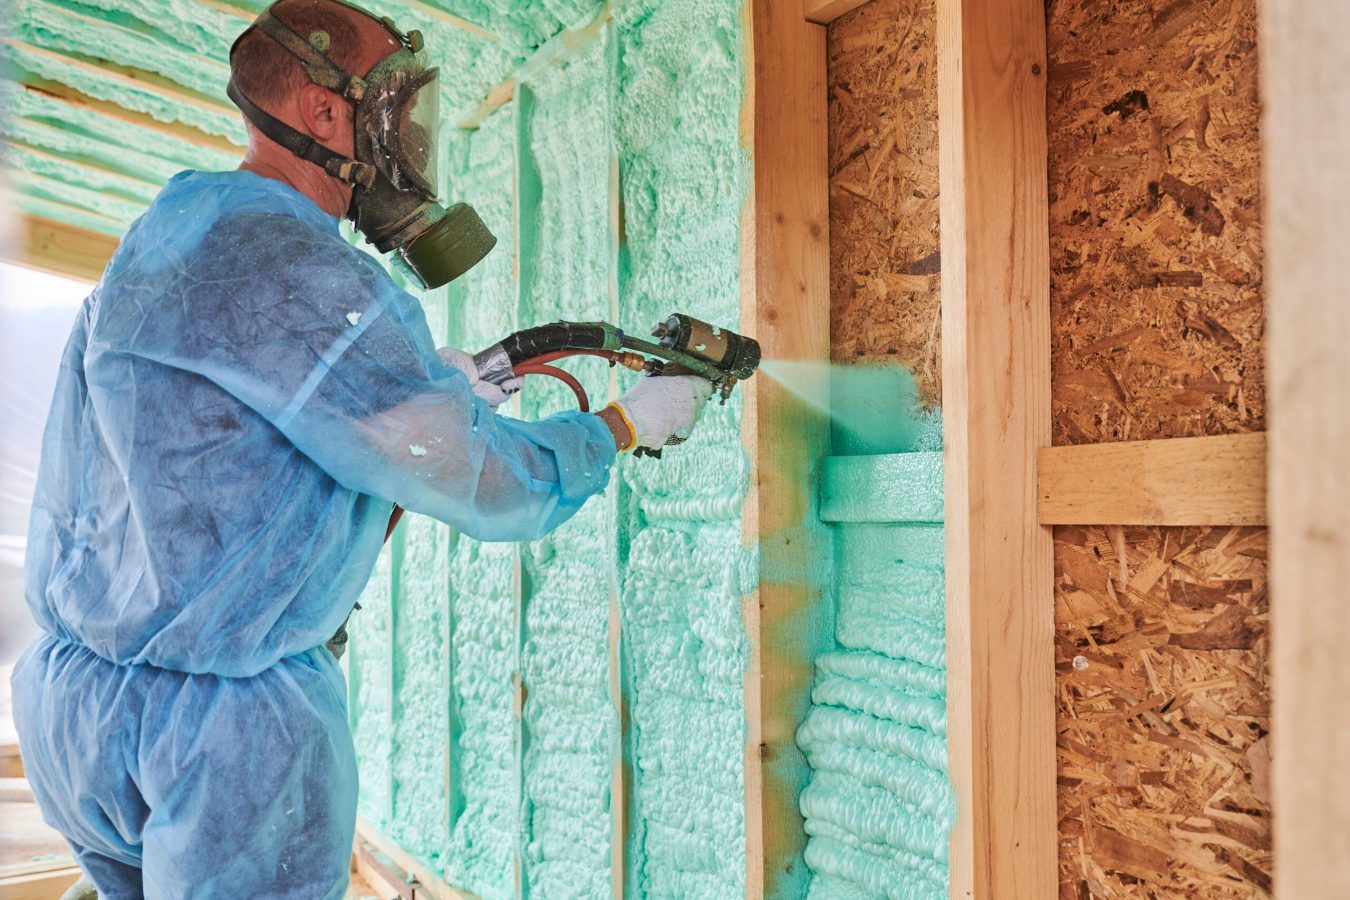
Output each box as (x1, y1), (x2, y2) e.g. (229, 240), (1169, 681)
(239, 152), (349, 219)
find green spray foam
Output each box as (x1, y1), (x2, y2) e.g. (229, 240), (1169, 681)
(515, 32), (620, 899)
(614, 0), (751, 895)
(442, 105), (520, 899)
(793, 372), (956, 900)
(350, 2), (754, 893)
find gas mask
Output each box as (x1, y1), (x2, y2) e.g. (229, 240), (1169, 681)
(226, 1), (496, 289)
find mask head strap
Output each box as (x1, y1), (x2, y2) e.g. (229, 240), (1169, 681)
(225, 79), (376, 189)
(227, 1), (419, 189)
(251, 8), (369, 102)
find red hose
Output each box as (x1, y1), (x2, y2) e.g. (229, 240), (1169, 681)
(514, 362), (591, 411)
(384, 349), (608, 542)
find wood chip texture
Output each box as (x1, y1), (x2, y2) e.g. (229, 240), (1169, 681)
(1047, 1), (1270, 896)
(827, 0), (941, 404)
(1048, 0), (1265, 445)
(1056, 525), (1270, 898)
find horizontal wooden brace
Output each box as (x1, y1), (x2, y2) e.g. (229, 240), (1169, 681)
(1038, 432), (1267, 525)
(353, 816), (474, 900)
(804, 0), (873, 24)
(352, 839), (417, 900)
(0, 859), (83, 899)
(4, 215), (119, 284)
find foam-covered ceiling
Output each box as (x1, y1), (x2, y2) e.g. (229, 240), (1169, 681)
(2, 0), (605, 235)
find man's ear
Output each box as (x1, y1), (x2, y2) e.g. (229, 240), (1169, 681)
(297, 83), (342, 142)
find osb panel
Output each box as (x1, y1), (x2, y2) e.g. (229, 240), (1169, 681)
(1056, 524), (1271, 899)
(1047, 0), (1265, 445)
(827, 0), (941, 404)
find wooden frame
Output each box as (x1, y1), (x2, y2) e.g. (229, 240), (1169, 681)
(1039, 433), (1267, 526)
(803, 0), (873, 24)
(3, 215), (114, 284)
(741, 1), (831, 897)
(1261, 1), (1350, 895)
(0, 858), (83, 900)
(937, 0), (1056, 895)
(354, 817), (471, 900)
(0, 743), (24, 779)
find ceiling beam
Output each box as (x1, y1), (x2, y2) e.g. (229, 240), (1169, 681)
(5, 40), (245, 142)
(15, 0), (232, 97)
(12, 78), (242, 159)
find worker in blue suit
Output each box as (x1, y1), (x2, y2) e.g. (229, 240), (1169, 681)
(10, 1), (711, 896)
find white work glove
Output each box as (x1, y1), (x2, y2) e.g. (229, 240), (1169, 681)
(437, 347), (520, 410)
(611, 375), (714, 450)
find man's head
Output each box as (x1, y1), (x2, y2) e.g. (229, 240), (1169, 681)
(231, 0), (399, 171)
(229, 0), (499, 289)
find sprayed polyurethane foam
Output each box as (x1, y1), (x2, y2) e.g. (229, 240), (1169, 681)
(613, 0), (751, 894)
(347, 104), (522, 899)
(441, 106), (522, 900)
(348, 0), (753, 894)
(515, 33), (620, 898)
(798, 451), (956, 900)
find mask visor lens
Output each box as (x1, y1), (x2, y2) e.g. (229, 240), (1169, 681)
(395, 74), (439, 196)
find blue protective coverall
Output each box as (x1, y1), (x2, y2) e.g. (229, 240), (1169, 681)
(11, 169), (616, 898)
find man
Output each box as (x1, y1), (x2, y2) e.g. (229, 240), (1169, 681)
(10, 0), (711, 896)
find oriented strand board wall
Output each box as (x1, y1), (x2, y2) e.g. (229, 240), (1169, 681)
(1046, 0), (1271, 895)
(827, 0), (941, 403)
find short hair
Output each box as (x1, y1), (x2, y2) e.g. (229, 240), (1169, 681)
(230, 0), (370, 109)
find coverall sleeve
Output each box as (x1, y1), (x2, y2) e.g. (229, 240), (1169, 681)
(105, 210), (615, 541)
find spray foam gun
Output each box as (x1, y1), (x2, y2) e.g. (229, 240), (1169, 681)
(383, 314), (759, 540)
(479, 313), (762, 458)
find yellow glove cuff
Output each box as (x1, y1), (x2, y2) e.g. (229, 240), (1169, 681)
(603, 402), (638, 453)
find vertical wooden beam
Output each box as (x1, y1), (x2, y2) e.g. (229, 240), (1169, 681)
(936, 0), (1056, 894)
(742, 2), (831, 898)
(1261, 1), (1350, 895)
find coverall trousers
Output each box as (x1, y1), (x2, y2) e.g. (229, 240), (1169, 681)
(11, 633), (357, 900)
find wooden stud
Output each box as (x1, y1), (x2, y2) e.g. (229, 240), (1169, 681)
(3, 215), (116, 284)
(741, 2), (831, 898)
(936, 0), (1056, 894)
(803, 0), (873, 25)
(1260, 0), (1350, 895)
(1038, 433), (1267, 525)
